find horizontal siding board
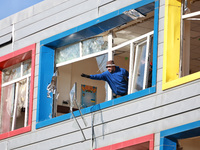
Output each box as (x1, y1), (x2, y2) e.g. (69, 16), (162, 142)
(99, 0), (115, 6)
(15, 0), (88, 30)
(0, 26), (12, 37)
(0, 44), (12, 56)
(32, 0), (69, 16)
(11, 9), (98, 52)
(157, 68), (163, 82)
(13, 108), (200, 150)
(15, 0), (98, 41)
(99, 0), (142, 17)
(0, 141), (8, 150)
(8, 81), (200, 148)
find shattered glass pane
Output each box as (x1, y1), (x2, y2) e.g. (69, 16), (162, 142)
(95, 54), (108, 101)
(23, 60), (31, 75)
(82, 36), (108, 56)
(2, 63), (21, 83)
(56, 43), (80, 64)
(0, 84), (15, 134)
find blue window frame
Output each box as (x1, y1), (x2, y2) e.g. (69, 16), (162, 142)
(160, 120), (200, 150)
(36, 0), (159, 129)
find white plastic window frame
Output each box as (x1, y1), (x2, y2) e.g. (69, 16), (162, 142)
(55, 31), (153, 101)
(1, 61), (31, 131)
(180, 0), (200, 76)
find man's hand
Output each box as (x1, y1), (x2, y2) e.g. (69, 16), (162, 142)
(81, 73), (90, 78)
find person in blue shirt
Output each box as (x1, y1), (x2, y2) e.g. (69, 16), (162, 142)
(81, 60), (129, 98)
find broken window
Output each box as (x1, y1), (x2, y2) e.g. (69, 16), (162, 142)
(37, 1), (158, 127)
(181, 0), (200, 76)
(0, 60), (31, 134)
(54, 12), (154, 116)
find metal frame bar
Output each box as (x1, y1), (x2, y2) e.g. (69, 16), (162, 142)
(128, 43), (135, 94)
(11, 83), (19, 131)
(108, 32), (113, 100)
(131, 44), (140, 93)
(2, 74), (31, 87)
(70, 82), (86, 141)
(182, 10), (200, 19)
(143, 35), (150, 89)
(24, 77), (29, 127)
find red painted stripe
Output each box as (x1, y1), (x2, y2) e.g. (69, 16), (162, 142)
(95, 134), (154, 150)
(0, 126), (31, 140)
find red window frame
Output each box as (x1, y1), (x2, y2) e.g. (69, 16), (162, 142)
(0, 44), (36, 140)
(95, 134), (154, 150)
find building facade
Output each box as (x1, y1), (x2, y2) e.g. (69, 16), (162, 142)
(0, 0), (200, 149)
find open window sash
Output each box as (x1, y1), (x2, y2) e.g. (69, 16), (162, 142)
(128, 34), (152, 94)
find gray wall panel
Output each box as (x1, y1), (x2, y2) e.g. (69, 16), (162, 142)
(0, 141), (8, 150)
(160, 0), (165, 6)
(158, 42), (163, 56)
(32, 0), (69, 16)
(159, 17), (164, 31)
(157, 68), (163, 82)
(8, 80), (200, 149)
(15, 0), (88, 31)
(0, 44), (12, 56)
(93, 109), (200, 149)
(99, 0), (115, 6)
(0, 26), (12, 36)
(159, 4), (165, 19)
(12, 9), (98, 51)
(15, 0), (98, 41)
(157, 55), (163, 69)
(158, 30), (164, 44)
(98, 0), (141, 17)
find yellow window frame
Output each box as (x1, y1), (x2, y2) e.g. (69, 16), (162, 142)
(163, 0), (200, 90)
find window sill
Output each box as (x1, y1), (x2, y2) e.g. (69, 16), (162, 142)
(36, 86), (156, 129)
(0, 126), (31, 140)
(162, 71), (200, 90)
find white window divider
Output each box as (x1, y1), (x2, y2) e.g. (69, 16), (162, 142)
(2, 74), (31, 88)
(128, 43), (135, 94)
(143, 35), (151, 89)
(108, 32), (113, 100)
(11, 83), (19, 131)
(24, 77), (29, 127)
(182, 11), (200, 19)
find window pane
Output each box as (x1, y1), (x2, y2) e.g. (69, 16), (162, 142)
(15, 79), (28, 130)
(0, 84), (15, 134)
(2, 63), (21, 83)
(82, 36), (108, 56)
(133, 43), (147, 92)
(23, 60), (31, 75)
(0, 78), (29, 133)
(56, 43), (80, 64)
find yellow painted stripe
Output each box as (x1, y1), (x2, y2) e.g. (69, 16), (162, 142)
(163, 72), (200, 90)
(163, 0), (181, 84)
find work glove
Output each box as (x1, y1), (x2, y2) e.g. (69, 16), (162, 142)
(81, 73), (90, 78)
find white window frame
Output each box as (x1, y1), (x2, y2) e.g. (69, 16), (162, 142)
(1, 61), (31, 131)
(180, 0), (200, 77)
(55, 31), (153, 101)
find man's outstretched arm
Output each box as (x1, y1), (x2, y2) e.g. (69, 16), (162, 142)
(81, 73), (90, 78)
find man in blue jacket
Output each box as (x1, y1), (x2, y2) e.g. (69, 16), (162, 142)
(81, 60), (129, 98)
